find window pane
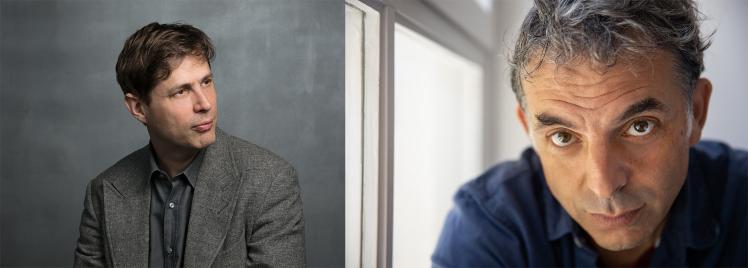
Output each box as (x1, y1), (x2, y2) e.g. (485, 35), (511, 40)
(393, 24), (484, 268)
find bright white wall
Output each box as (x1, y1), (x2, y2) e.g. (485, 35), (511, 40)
(697, 0), (748, 149)
(491, 0), (534, 163)
(392, 24), (484, 268)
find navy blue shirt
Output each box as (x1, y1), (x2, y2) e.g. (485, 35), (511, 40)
(433, 141), (747, 267)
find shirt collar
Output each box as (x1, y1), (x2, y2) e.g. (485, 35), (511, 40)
(148, 144), (205, 187)
(538, 147), (720, 249)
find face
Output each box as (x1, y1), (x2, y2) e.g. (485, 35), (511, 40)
(126, 55), (218, 152)
(516, 52), (711, 252)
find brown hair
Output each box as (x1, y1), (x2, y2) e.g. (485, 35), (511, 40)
(115, 22), (215, 104)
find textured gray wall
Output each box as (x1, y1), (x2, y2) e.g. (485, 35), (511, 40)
(0, 0), (344, 267)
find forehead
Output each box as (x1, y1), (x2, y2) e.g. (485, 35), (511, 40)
(154, 56), (211, 89)
(166, 56), (210, 79)
(522, 52), (679, 111)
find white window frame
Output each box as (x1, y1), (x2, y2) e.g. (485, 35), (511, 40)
(345, 1), (383, 267)
(345, 0), (493, 267)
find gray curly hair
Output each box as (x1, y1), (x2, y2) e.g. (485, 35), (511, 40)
(510, 0), (711, 108)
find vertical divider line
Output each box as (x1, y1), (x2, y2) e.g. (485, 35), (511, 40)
(377, 5), (395, 268)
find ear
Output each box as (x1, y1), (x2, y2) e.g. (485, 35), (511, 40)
(124, 93), (148, 125)
(688, 78), (712, 145)
(516, 104), (530, 135)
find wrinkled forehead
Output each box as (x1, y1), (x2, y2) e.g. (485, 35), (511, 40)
(521, 51), (679, 107)
(520, 51), (688, 129)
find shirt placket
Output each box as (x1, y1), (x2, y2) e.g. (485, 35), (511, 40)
(163, 175), (183, 268)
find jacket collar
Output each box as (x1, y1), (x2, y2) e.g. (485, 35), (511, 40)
(104, 146), (152, 267)
(539, 147), (720, 249)
(182, 128), (242, 266)
(107, 147), (151, 200)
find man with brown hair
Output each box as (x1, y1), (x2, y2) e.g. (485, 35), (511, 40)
(74, 22), (305, 267)
(433, 0), (746, 267)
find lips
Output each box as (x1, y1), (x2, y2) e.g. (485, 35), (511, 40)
(589, 206), (643, 229)
(192, 120), (213, 133)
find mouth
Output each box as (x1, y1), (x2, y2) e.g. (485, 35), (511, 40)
(588, 206), (643, 229)
(192, 120), (213, 133)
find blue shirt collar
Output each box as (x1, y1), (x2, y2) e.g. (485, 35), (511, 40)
(536, 147), (720, 248)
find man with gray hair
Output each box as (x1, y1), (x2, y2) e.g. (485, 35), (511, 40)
(433, 0), (746, 266)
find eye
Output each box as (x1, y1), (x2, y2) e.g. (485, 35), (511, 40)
(550, 131), (576, 147)
(625, 120), (654, 136)
(201, 78), (213, 87)
(174, 89), (186, 96)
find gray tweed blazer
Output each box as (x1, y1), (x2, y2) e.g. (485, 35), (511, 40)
(74, 128), (305, 267)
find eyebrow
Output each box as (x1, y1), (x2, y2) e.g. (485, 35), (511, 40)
(535, 113), (575, 130)
(617, 97), (665, 123)
(533, 97), (665, 130)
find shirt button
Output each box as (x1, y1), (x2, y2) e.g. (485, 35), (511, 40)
(166, 247), (173, 254)
(168, 202), (175, 209)
(573, 236), (584, 248)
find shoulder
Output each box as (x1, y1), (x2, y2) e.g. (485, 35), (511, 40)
(214, 129), (295, 175)
(433, 148), (549, 266)
(691, 139), (748, 190)
(88, 146), (150, 187)
(691, 141), (747, 189)
(692, 141), (748, 169)
(453, 150), (544, 226)
(459, 149), (544, 209)
(691, 141), (747, 261)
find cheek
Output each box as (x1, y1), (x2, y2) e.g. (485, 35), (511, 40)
(640, 145), (687, 191)
(640, 122), (689, 175)
(536, 152), (584, 208)
(167, 102), (196, 122)
(153, 105), (192, 129)
(625, 134), (689, 216)
(208, 88), (218, 105)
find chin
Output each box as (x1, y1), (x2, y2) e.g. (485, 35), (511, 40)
(189, 130), (216, 149)
(590, 228), (650, 251)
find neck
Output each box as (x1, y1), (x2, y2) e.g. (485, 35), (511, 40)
(594, 220), (666, 267)
(595, 241), (653, 267)
(150, 140), (199, 178)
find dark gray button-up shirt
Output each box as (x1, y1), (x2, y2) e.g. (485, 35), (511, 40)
(148, 147), (205, 268)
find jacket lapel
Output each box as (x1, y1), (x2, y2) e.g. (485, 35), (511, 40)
(183, 129), (241, 267)
(103, 146), (151, 267)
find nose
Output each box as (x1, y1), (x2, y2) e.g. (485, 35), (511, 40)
(585, 140), (628, 199)
(192, 87), (213, 113)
